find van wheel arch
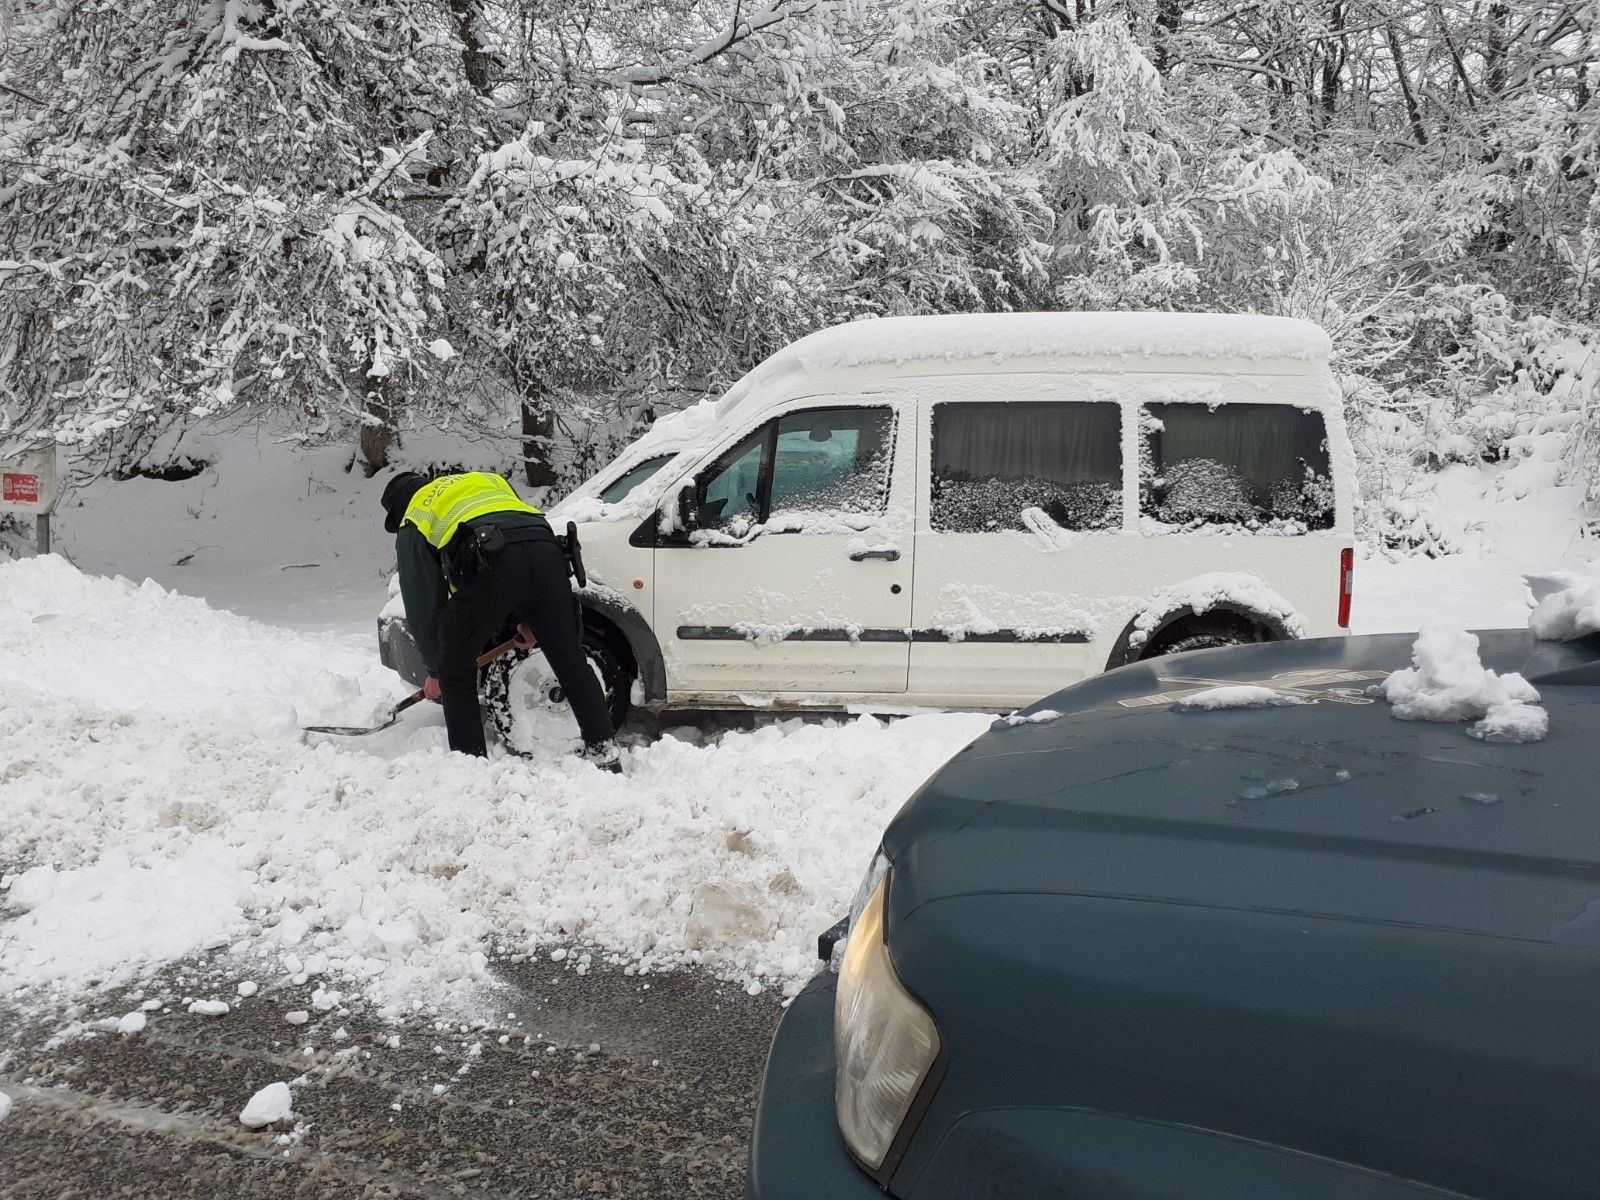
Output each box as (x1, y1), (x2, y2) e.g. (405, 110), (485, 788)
(577, 592), (667, 705)
(1105, 604), (1295, 670)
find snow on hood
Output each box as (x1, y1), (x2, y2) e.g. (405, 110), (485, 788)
(1526, 571), (1600, 642)
(1381, 625), (1548, 744)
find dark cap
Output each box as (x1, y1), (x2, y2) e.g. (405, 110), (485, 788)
(381, 471), (428, 533)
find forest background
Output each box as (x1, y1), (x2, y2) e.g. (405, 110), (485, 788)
(2, 0), (1595, 554)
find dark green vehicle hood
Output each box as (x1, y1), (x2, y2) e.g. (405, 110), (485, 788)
(885, 630), (1600, 943)
(875, 630), (1600, 1200)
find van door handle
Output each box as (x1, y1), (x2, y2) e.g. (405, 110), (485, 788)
(849, 547), (901, 562)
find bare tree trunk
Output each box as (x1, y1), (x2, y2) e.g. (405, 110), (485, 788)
(358, 380), (393, 477)
(516, 368), (557, 491)
(1318, 0), (1344, 128)
(1152, 0), (1187, 74)
(447, 0), (495, 94)
(1386, 24), (1428, 145)
(1483, 2), (1511, 98)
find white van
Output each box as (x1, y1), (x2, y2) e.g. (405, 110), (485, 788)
(380, 312), (1356, 737)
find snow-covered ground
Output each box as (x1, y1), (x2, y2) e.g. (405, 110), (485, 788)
(2, 431), (1595, 1017)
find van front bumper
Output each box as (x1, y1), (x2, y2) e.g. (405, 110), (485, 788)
(746, 972), (883, 1200)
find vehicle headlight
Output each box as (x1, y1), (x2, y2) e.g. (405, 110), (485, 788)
(834, 866), (940, 1172)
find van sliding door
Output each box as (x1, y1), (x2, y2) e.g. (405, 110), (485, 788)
(907, 377), (1123, 707)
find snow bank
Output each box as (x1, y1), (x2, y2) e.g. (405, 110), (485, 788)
(0, 556), (399, 726)
(240, 1082), (293, 1128)
(1, 848), (256, 990)
(1173, 685), (1307, 711)
(1526, 571), (1600, 641)
(1381, 626), (1547, 744)
(0, 560), (989, 1006)
(1, 689), (985, 1004)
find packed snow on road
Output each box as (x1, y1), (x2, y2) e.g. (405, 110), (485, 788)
(0, 549), (993, 1013)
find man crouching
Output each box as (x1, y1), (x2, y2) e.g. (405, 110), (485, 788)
(381, 470), (619, 770)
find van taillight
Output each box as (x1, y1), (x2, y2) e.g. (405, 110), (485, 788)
(1338, 547), (1354, 628)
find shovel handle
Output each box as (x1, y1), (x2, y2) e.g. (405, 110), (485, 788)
(398, 638), (522, 710)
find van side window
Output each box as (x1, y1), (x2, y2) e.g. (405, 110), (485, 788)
(769, 408), (893, 519)
(932, 402), (1122, 533)
(693, 406), (894, 537)
(1141, 404), (1334, 533)
(696, 425), (770, 534)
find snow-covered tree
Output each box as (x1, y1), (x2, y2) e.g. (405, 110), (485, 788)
(0, 0), (481, 473)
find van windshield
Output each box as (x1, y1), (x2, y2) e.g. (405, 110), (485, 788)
(597, 454), (677, 505)
(1141, 404), (1334, 533)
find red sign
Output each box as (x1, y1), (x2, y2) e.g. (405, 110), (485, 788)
(3, 473), (40, 504)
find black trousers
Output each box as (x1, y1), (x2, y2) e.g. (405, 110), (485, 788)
(434, 537), (615, 757)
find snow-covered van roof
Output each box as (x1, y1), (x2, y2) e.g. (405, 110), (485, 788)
(554, 311), (1334, 520)
(716, 311), (1331, 418)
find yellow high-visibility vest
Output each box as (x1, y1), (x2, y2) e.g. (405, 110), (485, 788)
(401, 472), (542, 550)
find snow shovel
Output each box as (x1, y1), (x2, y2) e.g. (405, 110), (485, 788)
(302, 638), (521, 736)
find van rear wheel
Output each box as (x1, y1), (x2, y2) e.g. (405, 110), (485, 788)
(1140, 614), (1264, 661)
(1148, 629), (1255, 658)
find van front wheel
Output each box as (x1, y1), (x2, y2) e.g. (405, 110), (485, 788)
(481, 633), (633, 755)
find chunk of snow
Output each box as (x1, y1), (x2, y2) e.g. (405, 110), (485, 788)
(187, 999), (230, 1017)
(1526, 571), (1600, 641)
(284, 1011), (309, 1026)
(117, 1011), (147, 1035)
(240, 1082), (293, 1129)
(237, 980), (258, 997)
(0, 1091), (11, 1123)
(295, 671), (393, 730)
(1173, 685), (1307, 711)
(1000, 709), (1062, 726)
(426, 339), (456, 361)
(1381, 627), (1546, 742)
(1468, 700), (1550, 745)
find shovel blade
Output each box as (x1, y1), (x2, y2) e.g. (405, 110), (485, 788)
(302, 714), (401, 737)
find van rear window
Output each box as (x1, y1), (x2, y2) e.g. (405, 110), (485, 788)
(932, 402), (1122, 533)
(1141, 404), (1334, 533)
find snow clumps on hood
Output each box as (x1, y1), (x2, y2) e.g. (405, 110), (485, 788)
(1525, 571), (1600, 642)
(1381, 626), (1547, 744)
(1174, 685), (1308, 711)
